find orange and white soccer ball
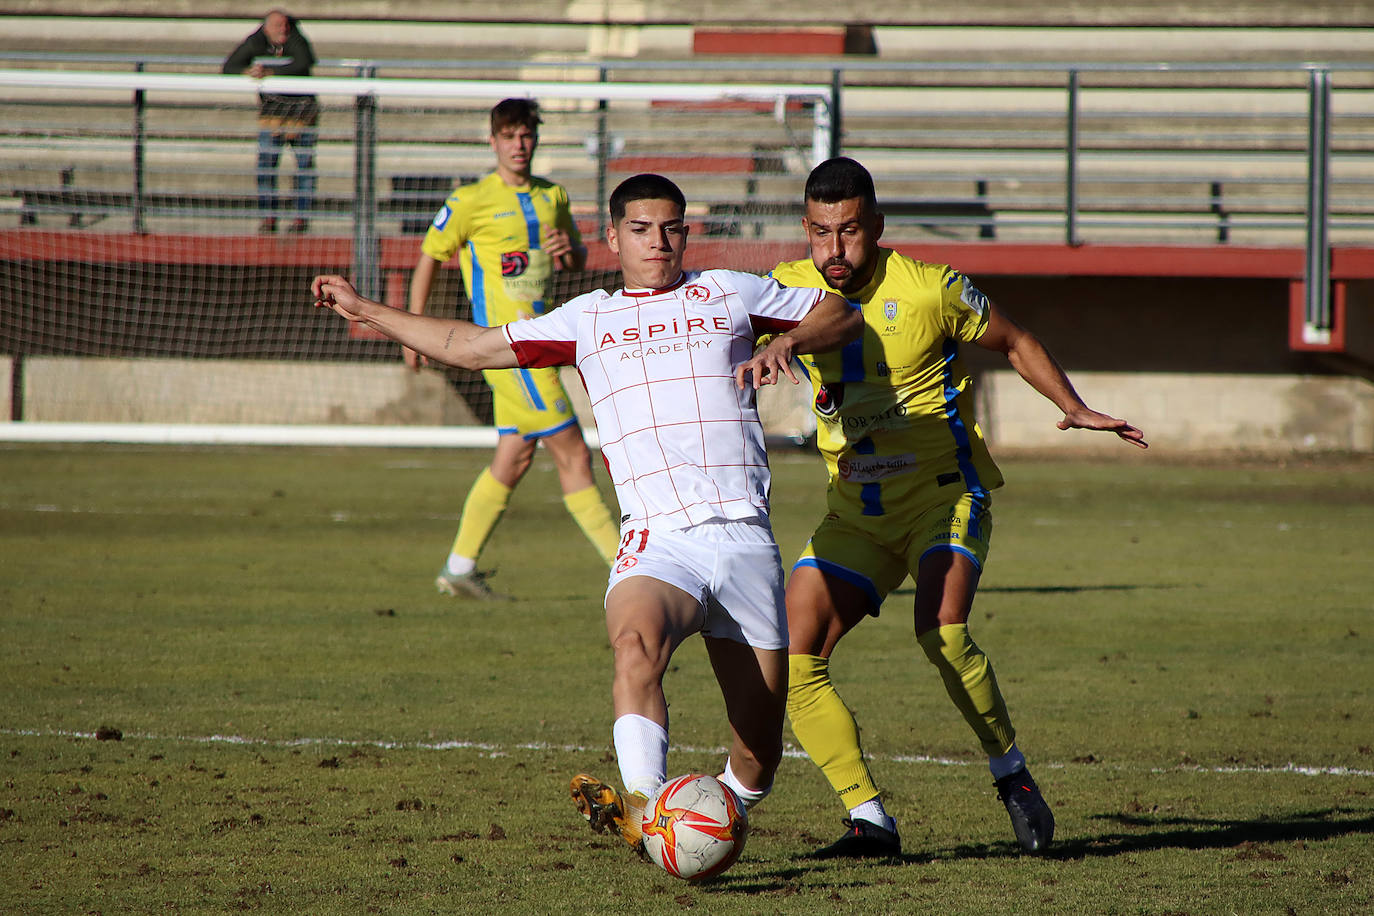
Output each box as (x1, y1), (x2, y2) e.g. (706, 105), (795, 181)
(641, 774), (748, 881)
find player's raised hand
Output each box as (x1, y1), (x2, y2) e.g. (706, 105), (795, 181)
(543, 227), (573, 260)
(1058, 407), (1149, 449)
(312, 274), (367, 321)
(736, 335), (801, 390)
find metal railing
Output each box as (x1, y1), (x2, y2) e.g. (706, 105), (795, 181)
(3, 52), (1372, 341)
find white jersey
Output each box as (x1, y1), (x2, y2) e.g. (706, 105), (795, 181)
(503, 269), (824, 530)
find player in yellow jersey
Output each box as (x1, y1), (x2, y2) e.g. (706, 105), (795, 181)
(406, 99), (619, 598)
(773, 158), (1147, 857)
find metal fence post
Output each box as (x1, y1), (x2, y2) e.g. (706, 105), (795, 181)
(827, 67), (843, 161)
(1303, 67), (1332, 345)
(596, 64), (608, 238)
(133, 60), (146, 235)
(353, 64), (379, 300)
(1065, 67), (1080, 246)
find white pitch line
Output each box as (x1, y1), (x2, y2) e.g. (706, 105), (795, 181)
(4, 728), (1371, 779)
(3, 502), (1341, 533)
(1, 502), (461, 522)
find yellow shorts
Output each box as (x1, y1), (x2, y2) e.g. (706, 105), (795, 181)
(484, 365), (579, 439)
(795, 487), (993, 615)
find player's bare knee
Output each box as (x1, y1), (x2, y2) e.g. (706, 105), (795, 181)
(490, 454), (534, 487)
(610, 630), (670, 686)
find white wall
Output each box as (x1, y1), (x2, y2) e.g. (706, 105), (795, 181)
(7, 358), (1370, 453)
(978, 370), (1374, 453)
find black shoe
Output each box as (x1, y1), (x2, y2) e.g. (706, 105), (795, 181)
(811, 817), (901, 859)
(995, 767), (1055, 853)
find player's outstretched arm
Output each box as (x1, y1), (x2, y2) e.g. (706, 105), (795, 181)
(737, 292), (860, 390)
(401, 254), (442, 371)
(977, 301), (1148, 449)
(311, 274), (519, 371)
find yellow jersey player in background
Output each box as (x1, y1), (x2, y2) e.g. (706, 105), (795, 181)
(772, 157), (1147, 858)
(405, 98), (619, 598)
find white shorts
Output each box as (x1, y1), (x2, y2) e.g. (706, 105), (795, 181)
(605, 518), (788, 650)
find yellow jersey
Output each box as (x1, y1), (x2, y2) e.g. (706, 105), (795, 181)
(771, 249), (1004, 517)
(421, 172), (581, 325)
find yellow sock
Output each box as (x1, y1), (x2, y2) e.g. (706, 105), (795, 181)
(917, 623), (1016, 757)
(563, 484), (619, 566)
(786, 654), (882, 810)
(450, 468), (512, 562)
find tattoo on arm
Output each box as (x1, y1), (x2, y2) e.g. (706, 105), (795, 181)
(444, 328), (456, 351)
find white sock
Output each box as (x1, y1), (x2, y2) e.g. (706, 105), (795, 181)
(718, 758), (771, 809)
(445, 554), (476, 576)
(612, 713), (668, 799)
(849, 797), (897, 833)
(989, 744), (1027, 781)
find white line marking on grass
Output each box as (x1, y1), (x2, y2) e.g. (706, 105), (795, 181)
(5, 728), (1372, 778)
(1, 503), (460, 522)
(5, 504), (1336, 531)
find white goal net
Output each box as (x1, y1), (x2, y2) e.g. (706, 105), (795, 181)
(0, 68), (832, 445)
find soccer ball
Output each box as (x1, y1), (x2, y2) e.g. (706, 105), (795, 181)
(641, 774), (748, 881)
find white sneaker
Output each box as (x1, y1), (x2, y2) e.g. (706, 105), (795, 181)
(434, 568), (506, 600)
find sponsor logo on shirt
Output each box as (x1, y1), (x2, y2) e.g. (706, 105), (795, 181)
(836, 452), (918, 483)
(598, 315), (731, 347)
(432, 204), (452, 230)
(502, 251), (529, 277)
(822, 403), (910, 435)
(619, 339), (714, 360)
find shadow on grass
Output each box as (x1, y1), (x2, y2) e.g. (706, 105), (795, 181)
(891, 583), (1183, 596)
(936, 806), (1374, 862)
(698, 806), (1374, 890)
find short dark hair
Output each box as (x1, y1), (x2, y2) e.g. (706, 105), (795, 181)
(609, 173), (686, 224)
(804, 156), (877, 209)
(490, 98), (541, 134)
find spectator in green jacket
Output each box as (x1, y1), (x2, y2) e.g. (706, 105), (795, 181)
(223, 10), (319, 234)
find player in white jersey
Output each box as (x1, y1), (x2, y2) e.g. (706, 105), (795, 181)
(310, 173), (860, 854)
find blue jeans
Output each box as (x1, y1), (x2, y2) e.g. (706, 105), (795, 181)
(256, 128), (317, 217)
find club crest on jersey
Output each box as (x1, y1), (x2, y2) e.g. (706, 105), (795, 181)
(502, 251), (529, 277)
(814, 382), (845, 417)
(884, 299), (898, 321)
(684, 284), (711, 302)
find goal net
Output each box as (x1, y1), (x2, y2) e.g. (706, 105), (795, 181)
(0, 68), (831, 445)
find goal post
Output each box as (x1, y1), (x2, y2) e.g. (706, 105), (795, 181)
(0, 68), (833, 445)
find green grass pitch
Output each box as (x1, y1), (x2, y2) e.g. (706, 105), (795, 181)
(1, 443), (1371, 914)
